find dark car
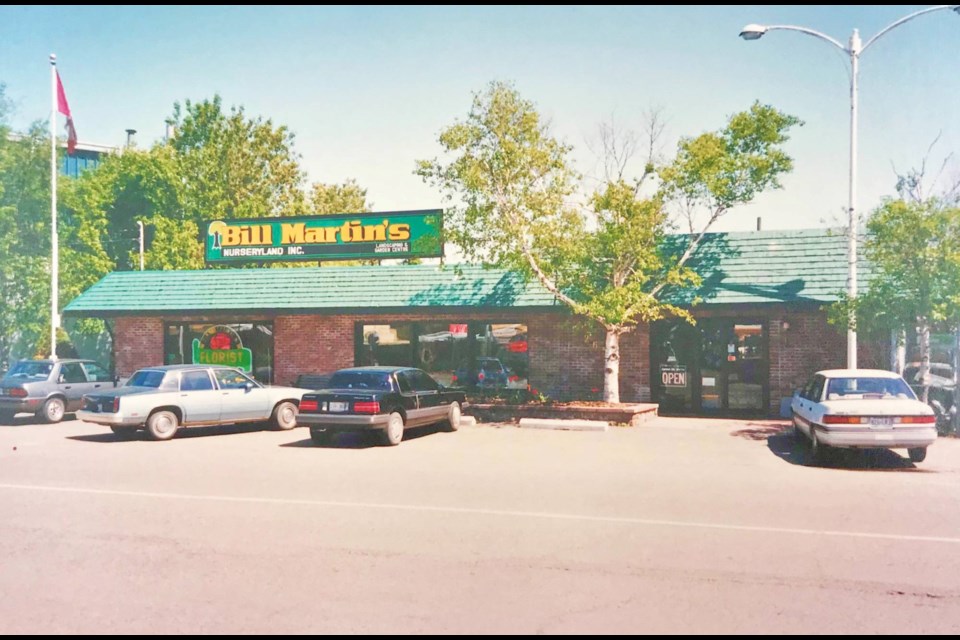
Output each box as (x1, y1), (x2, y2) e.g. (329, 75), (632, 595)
(296, 366), (467, 447)
(453, 357), (509, 389)
(0, 358), (118, 424)
(903, 362), (956, 433)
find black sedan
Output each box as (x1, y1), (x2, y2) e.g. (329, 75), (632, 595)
(296, 366), (466, 446)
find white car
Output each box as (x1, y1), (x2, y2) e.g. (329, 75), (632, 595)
(791, 369), (937, 463)
(77, 365), (307, 441)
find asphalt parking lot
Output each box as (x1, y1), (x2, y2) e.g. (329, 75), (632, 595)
(1, 414), (959, 634)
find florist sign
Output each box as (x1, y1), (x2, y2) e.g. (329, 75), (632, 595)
(204, 210), (443, 264)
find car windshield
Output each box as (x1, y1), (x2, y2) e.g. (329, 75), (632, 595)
(125, 370), (171, 389)
(825, 376), (916, 400)
(5, 361), (53, 380)
(328, 371), (393, 391)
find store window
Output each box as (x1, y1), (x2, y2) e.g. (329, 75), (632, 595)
(356, 321), (529, 391)
(164, 322), (274, 384)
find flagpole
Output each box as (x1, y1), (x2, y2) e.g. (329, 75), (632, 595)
(49, 53), (59, 361)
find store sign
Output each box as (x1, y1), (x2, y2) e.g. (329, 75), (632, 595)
(660, 364), (687, 388)
(203, 210), (443, 264)
(192, 325), (253, 372)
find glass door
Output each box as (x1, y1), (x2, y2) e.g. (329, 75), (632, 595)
(697, 319), (768, 413)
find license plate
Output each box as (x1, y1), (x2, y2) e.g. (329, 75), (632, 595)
(869, 417), (893, 427)
(328, 402), (348, 412)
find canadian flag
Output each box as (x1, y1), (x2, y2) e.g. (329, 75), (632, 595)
(55, 70), (77, 155)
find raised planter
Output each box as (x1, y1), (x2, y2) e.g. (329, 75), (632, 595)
(466, 402), (658, 427)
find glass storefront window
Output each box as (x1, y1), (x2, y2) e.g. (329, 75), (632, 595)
(164, 322), (274, 384)
(356, 321), (529, 392)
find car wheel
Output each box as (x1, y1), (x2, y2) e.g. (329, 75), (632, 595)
(381, 411), (404, 446)
(109, 426), (137, 439)
(443, 402), (462, 432)
(0, 410), (14, 424)
(39, 397), (66, 424)
(809, 429), (827, 464)
(271, 401), (298, 431)
(907, 447), (927, 463)
(146, 410), (179, 441)
(310, 429), (333, 445)
(930, 400), (949, 435)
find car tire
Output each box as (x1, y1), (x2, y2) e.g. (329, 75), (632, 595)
(809, 429), (827, 464)
(930, 400), (949, 435)
(146, 410), (179, 441)
(381, 411), (404, 446)
(109, 426), (136, 439)
(310, 429), (333, 445)
(907, 447), (927, 463)
(39, 397), (66, 424)
(0, 410), (14, 425)
(271, 401), (298, 431)
(443, 402), (462, 432)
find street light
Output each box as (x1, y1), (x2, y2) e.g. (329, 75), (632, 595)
(740, 5), (960, 370)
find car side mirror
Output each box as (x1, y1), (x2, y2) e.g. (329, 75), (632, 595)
(113, 375), (120, 388)
(244, 382), (254, 392)
(792, 389), (800, 398)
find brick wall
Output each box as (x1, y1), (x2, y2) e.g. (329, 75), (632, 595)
(766, 308), (886, 413)
(114, 317), (163, 377)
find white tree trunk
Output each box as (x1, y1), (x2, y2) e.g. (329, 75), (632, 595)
(890, 329), (906, 374)
(603, 328), (621, 404)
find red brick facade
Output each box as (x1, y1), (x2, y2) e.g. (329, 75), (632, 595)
(110, 304), (885, 416)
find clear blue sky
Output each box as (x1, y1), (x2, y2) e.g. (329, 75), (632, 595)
(2, 5), (957, 232)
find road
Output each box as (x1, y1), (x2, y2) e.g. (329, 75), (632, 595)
(1, 415), (959, 634)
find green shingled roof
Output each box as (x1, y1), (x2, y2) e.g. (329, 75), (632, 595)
(661, 228), (870, 305)
(64, 264), (559, 316)
(64, 228), (868, 316)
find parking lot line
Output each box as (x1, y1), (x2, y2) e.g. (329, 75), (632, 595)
(3, 481), (959, 545)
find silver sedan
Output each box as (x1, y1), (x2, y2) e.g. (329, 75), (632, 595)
(77, 364), (307, 440)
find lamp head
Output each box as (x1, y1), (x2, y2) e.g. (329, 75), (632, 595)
(739, 24), (768, 40)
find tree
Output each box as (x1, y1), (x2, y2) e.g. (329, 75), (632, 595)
(418, 81), (800, 402)
(308, 179), (372, 214)
(830, 198), (960, 406)
(169, 95), (306, 224)
(0, 84), (57, 365)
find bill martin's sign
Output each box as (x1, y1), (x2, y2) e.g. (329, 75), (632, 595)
(204, 210), (443, 264)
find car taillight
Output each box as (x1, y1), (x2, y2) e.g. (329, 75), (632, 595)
(9, 388), (27, 398)
(113, 397), (120, 413)
(300, 399), (319, 412)
(478, 372), (485, 382)
(899, 415), (935, 424)
(823, 415), (863, 424)
(353, 401), (380, 414)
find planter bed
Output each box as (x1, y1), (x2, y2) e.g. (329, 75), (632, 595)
(466, 401), (658, 427)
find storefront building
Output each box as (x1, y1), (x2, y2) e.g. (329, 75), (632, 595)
(64, 228), (887, 417)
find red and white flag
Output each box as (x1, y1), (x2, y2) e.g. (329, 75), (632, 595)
(55, 70), (77, 155)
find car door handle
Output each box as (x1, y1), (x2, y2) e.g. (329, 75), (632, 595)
(93, 384), (102, 388)
(64, 385), (72, 389)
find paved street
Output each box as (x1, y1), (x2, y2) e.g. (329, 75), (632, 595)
(1, 415), (959, 634)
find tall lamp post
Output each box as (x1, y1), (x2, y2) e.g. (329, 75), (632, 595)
(739, 5), (960, 370)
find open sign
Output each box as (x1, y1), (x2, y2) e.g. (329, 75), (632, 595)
(660, 365), (687, 388)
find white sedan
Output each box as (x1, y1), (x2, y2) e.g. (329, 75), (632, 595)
(791, 369), (937, 463)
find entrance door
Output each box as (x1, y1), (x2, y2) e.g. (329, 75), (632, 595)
(698, 320), (767, 413)
(652, 319), (768, 415)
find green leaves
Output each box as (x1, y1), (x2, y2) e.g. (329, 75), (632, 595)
(660, 102), (801, 211)
(832, 198), (960, 334)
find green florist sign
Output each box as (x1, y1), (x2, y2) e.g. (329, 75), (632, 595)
(191, 325), (253, 372)
(203, 210), (443, 264)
